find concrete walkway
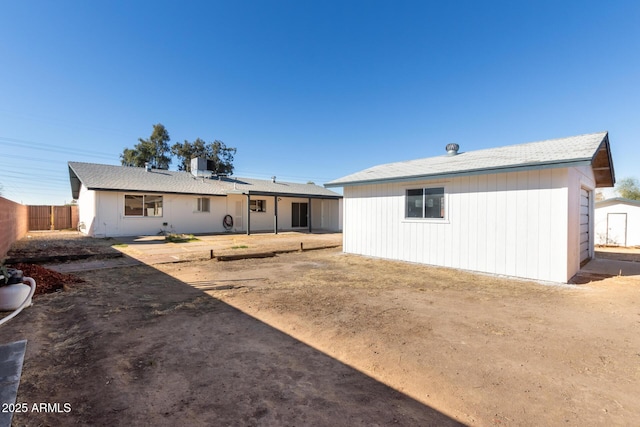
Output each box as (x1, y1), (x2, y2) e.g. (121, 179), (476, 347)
(580, 257), (640, 277)
(0, 340), (27, 427)
(571, 250), (640, 284)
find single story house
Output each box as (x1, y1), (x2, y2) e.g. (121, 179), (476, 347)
(68, 159), (342, 237)
(595, 198), (640, 247)
(325, 132), (615, 283)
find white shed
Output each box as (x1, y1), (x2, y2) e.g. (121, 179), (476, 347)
(325, 132), (615, 283)
(595, 198), (640, 247)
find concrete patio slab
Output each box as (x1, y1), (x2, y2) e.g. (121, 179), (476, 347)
(0, 339), (27, 427)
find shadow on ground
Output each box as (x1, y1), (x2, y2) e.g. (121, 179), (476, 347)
(0, 246), (462, 425)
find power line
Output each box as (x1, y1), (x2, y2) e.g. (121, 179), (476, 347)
(0, 136), (115, 160)
(0, 108), (134, 138)
(2, 171), (69, 182)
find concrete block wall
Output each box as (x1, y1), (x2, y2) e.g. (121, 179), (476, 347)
(0, 197), (28, 260)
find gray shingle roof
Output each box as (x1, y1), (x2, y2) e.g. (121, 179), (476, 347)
(68, 162), (341, 200)
(596, 197), (640, 208)
(325, 132), (614, 187)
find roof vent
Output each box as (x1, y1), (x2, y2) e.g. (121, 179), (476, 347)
(145, 162), (152, 171)
(446, 143), (460, 156)
(271, 176), (276, 183)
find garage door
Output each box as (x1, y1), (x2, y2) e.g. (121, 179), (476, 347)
(579, 188), (590, 265)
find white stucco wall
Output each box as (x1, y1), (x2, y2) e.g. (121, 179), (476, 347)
(77, 184), (96, 236)
(78, 190), (342, 237)
(342, 167), (582, 282)
(595, 202), (640, 247)
(274, 197), (315, 231)
(90, 191), (230, 237)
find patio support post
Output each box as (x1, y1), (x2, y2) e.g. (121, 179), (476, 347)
(274, 195), (278, 234)
(246, 194), (251, 235)
(308, 197), (312, 233)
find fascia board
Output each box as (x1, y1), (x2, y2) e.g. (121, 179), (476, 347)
(325, 159), (592, 188)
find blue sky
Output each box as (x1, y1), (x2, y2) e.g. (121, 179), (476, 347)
(1, 0), (638, 204)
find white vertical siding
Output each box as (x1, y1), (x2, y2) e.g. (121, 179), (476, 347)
(343, 168), (574, 282)
(494, 173), (507, 275)
(467, 175), (479, 271)
(549, 168), (569, 280)
(485, 173), (498, 273)
(475, 174), (488, 273)
(503, 173), (518, 277)
(525, 170), (540, 279)
(515, 171), (529, 278)
(537, 170), (553, 279)
(317, 199), (340, 231)
(457, 176), (470, 270)
(321, 199), (340, 231)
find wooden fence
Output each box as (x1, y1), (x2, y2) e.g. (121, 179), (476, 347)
(28, 205), (78, 231)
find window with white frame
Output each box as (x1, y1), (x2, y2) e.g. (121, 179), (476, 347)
(250, 199), (266, 212)
(125, 194), (163, 217)
(406, 187), (444, 219)
(196, 197), (210, 212)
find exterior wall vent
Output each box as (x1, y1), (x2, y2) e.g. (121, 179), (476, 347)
(446, 143), (460, 156)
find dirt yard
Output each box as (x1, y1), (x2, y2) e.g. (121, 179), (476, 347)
(1, 233), (639, 426)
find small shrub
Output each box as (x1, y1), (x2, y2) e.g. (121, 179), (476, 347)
(165, 233), (198, 243)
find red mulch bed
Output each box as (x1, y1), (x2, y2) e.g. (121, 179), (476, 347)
(9, 263), (84, 297)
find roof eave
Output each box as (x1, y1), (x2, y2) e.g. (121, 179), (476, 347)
(83, 187), (228, 197)
(68, 164), (82, 200)
(77, 186), (340, 199)
(325, 159), (593, 188)
(590, 133), (615, 188)
(232, 190), (342, 199)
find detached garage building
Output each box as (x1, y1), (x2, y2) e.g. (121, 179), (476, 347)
(325, 132), (615, 283)
(595, 198), (640, 247)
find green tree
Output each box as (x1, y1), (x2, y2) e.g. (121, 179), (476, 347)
(616, 177), (640, 200)
(170, 138), (209, 171)
(171, 139), (237, 174)
(120, 148), (139, 167)
(120, 123), (172, 169)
